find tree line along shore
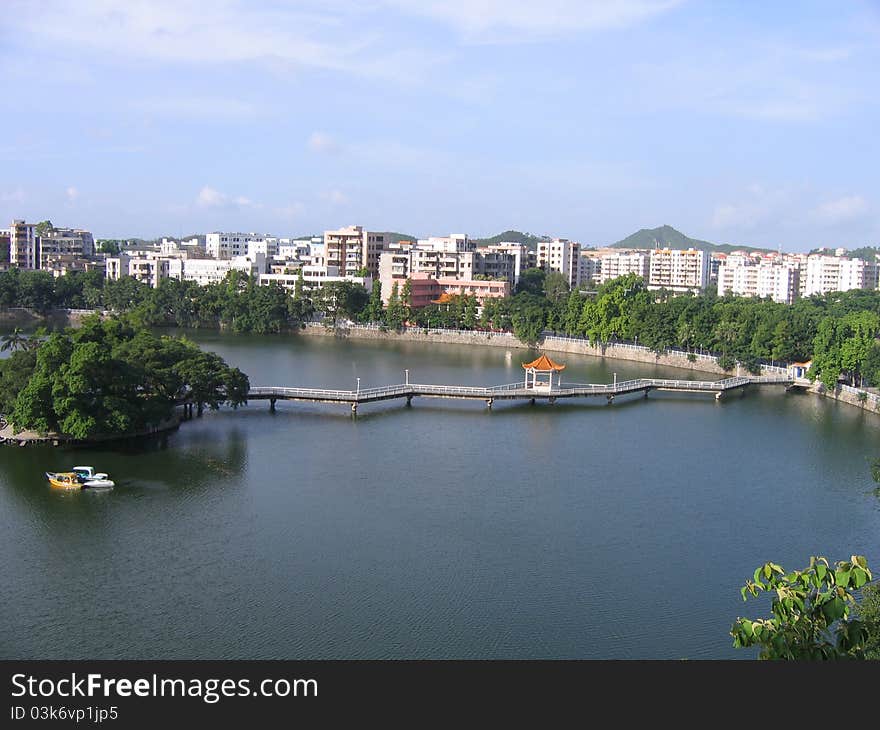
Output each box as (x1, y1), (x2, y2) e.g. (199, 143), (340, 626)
(4, 265), (880, 390)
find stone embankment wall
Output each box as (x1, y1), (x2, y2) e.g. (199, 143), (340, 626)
(299, 324), (734, 375)
(299, 323), (880, 415)
(0, 307), (101, 329)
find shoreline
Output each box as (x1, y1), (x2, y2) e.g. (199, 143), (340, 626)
(298, 323), (880, 416)
(5, 308), (880, 421)
(0, 413), (182, 447)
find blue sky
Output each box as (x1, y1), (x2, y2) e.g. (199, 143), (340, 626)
(1, 0), (878, 250)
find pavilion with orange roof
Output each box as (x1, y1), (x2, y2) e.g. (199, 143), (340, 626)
(522, 353), (566, 391)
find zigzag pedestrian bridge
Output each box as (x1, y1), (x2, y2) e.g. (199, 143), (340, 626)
(247, 375), (802, 415)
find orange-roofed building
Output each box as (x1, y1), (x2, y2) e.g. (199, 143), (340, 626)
(522, 353), (566, 390)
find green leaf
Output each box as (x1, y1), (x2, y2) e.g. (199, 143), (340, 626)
(836, 569), (851, 588)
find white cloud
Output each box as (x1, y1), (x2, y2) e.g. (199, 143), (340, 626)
(321, 190), (348, 206)
(66, 186), (79, 203)
(307, 132), (338, 154)
(811, 195), (869, 225)
(196, 186), (257, 209)
(130, 96), (259, 120)
(386, 0), (685, 42)
(277, 201), (306, 218)
(0, 188), (26, 204)
(6, 0), (435, 84)
(711, 185), (794, 231)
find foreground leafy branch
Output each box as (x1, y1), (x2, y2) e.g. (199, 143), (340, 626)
(731, 555), (873, 659)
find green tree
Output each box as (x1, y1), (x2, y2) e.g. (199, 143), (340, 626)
(731, 555), (873, 659)
(1, 327), (27, 352)
(386, 281), (405, 330)
(543, 271), (570, 304)
(516, 268), (546, 297)
(34, 220), (54, 237)
(855, 583), (880, 659)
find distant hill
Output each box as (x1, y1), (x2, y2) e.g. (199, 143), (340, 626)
(471, 230), (553, 249)
(381, 231), (418, 244)
(610, 225), (774, 254)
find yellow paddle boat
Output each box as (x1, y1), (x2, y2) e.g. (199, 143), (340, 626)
(46, 472), (83, 490)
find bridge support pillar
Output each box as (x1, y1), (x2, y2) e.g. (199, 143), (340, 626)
(529, 398), (535, 405)
(715, 391), (723, 401)
(406, 395), (412, 407)
(548, 397), (556, 404)
(486, 398), (493, 410)
(644, 389), (649, 399)
(607, 395), (614, 405)
(269, 398), (276, 412)
(351, 402), (358, 416)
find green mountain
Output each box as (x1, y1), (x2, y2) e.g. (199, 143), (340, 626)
(471, 230), (552, 249)
(381, 231), (418, 244)
(610, 225), (774, 254)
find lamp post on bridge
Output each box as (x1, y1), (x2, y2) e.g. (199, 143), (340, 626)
(405, 369), (409, 386)
(613, 372), (617, 388)
(356, 377), (360, 396)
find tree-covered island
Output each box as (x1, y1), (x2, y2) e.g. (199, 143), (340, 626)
(0, 315), (248, 441)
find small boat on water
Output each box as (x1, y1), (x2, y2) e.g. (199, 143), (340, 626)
(46, 472), (83, 490)
(45, 466), (115, 490)
(72, 466), (115, 490)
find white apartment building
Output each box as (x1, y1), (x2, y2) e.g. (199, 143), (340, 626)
(8, 220), (38, 269)
(323, 225), (386, 278)
(416, 234), (473, 253)
(537, 238), (580, 288)
(107, 250), (265, 288)
(168, 255), (266, 287)
(206, 232), (277, 259)
(258, 266), (372, 294)
(716, 257), (800, 304)
(648, 248), (709, 293)
(106, 253), (171, 288)
(801, 255), (878, 297)
(592, 251), (650, 285)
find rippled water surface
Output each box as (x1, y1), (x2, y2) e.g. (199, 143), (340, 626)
(2, 332), (879, 658)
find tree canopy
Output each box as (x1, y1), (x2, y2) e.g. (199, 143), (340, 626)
(3, 315), (249, 439)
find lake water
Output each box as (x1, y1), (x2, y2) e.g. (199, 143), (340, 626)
(2, 331), (879, 659)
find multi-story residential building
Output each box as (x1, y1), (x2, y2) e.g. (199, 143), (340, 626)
(716, 256), (800, 304)
(378, 246), (517, 303)
(107, 249), (265, 288)
(477, 243), (534, 287)
(8, 220), (39, 269)
(323, 225), (386, 278)
(648, 248), (710, 293)
(258, 266), (372, 294)
(39, 227), (95, 269)
(168, 255), (266, 287)
(206, 232), (276, 259)
(592, 250), (650, 284)
(416, 234), (473, 253)
(106, 253), (171, 288)
(801, 255), (878, 297)
(537, 238), (580, 288)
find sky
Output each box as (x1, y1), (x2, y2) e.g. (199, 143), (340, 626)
(1, 0), (878, 250)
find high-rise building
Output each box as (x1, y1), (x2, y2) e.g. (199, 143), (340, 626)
(648, 248), (709, 293)
(537, 238), (580, 288)
(323, 225), (386, 278)
(9, 220), (39, 269)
